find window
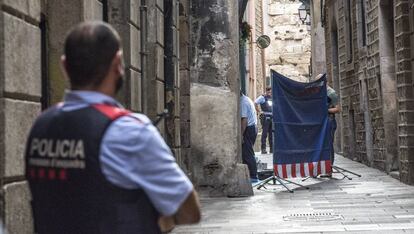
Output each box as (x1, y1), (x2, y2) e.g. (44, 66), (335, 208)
(345, 0), (353, 63)
(359, 0), (367, 46)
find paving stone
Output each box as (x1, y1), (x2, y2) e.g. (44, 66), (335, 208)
(395, 214), (414, 219)
(343, 224), (380, 231)
(173, 155), (414, 233)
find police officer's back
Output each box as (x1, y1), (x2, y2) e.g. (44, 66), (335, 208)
(25, 21), (200, 234)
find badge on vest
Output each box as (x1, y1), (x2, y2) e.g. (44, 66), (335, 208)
(28, 138), (86, 169)
(267, 100), (272, 106)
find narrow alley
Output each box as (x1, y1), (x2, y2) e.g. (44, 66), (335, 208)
(2, 0), (414, 233)
(174, 155), (414, 233)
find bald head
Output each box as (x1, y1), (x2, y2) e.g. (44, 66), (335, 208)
(63, 21), (122, 89)
(315, 73), (324, 80)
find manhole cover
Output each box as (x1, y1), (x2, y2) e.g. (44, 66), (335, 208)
(283, 212), (343, 222)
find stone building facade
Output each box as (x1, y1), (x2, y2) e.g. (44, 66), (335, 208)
(189, 1), (252, 197)
(265, 0), (311, 82)
(0, 0), (251, 232)
(244, 0), (267, 99)
(322, 0), (414, 184)
(309, 0), (327, 76)
(254, 0), (267, 94)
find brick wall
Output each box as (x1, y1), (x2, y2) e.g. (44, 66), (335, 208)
(324, 0), (384, 167)
(142, 0), (166, 135)
(324, 0), (414, 184)
(108, 0), (142, 112)
(400, 0), (414, 183)
(324, 0), (365, 165)
(365, 0), (384, 169)
(165, 0), (182, 166)
(350, 0), (367, 164)
(324, 2), (333, 93)
(179, 0), (192, 174)
(255, 0), (265, 93)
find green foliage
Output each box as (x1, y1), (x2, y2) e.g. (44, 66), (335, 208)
(240, 21), (251, 44)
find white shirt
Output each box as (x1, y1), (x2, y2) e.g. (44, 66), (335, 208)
(240, 94), (257, 126)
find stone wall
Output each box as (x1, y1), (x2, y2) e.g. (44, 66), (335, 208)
(324, 0), (381, 167)
(179, 0), (192, 174)
(310, 0), (327, 77)
(46, 0), (103, 106)
(0, 0), (258, 231)
(255, 0), (266, 93)
(265, 0), (311, 82)
(164, 0), (182, 169)
(0, 0), (106, 232)
(0, 0), (188, 232)
(323, 0), (414, 184)
(0, 1), (43, 233)
(142, 0), (166, 135)
(244, 0), (267, 98)
(107, 0), (142, 112)
(399, 0), (414, 183)
(190, 0), (252, 197)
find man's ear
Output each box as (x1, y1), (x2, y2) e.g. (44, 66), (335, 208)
(114, 50), (124, 76)
(60, 55), (70, 81)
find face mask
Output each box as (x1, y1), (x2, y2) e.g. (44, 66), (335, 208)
(115, 57), (125, 94)
(115, 75), (124, 94)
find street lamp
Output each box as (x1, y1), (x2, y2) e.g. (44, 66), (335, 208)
(298, 3), (310, 24)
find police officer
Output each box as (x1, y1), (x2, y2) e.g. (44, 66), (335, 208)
(327, 84), (341, 165)
(25, 21), (200, 234)
(241, 91), (259, 183)
(255, 87), (273, 154)
(315, 74), (341, 167)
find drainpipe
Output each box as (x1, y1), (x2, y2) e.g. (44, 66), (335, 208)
(140, 0), (147, 113)
(240, 42), (246, 94)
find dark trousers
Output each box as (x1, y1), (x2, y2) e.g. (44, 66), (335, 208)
(261, 116), (273, 152)
(329, 116), (337, 165)
(242, 125), (258, 179)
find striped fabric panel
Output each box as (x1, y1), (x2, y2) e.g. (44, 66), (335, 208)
(274, 160), (332, 178)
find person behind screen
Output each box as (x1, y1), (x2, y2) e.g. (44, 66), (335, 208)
(316, 74), (341, 168)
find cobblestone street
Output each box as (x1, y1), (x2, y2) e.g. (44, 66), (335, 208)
(3, 0), (414, 232)
(174, 154), (414, 233)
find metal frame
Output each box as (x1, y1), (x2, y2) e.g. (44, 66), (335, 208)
(301, 165), (362, 181)
(254, 172), (309, 193)
(332, 165), (362, 180)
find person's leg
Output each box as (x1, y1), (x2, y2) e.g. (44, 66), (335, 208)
(242, 126), (258, 179)
(268, 118), (273, 153)
(320, 117), (336, 178)
(250, 126), (258, 179)
(261, 118), (269, 153)
(330, 117), (337, 165)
